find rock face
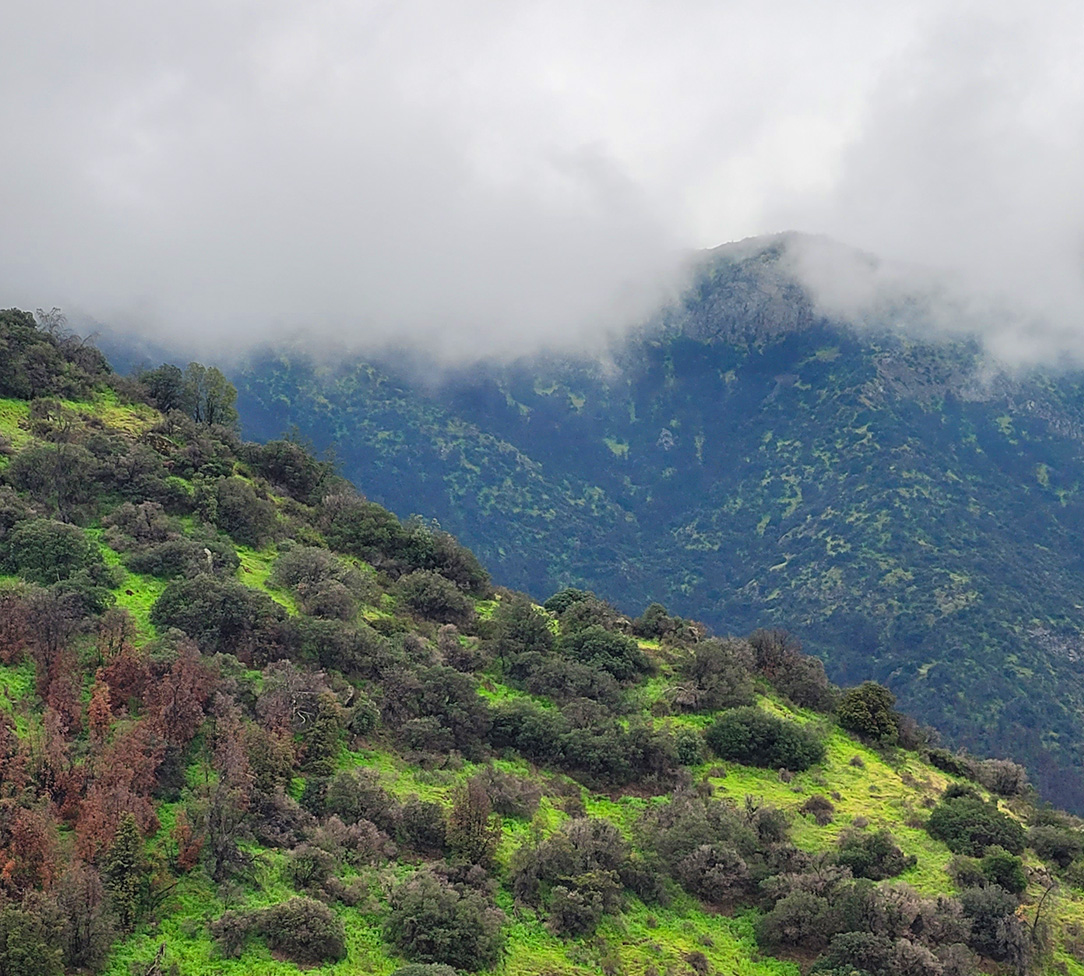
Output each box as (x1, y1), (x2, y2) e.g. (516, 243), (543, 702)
(231, 235), (1084, 811)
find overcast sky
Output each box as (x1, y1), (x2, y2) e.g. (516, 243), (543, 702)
(1, 0), (1082, 360)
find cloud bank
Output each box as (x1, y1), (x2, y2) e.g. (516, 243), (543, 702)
(1, 1), (1082, 361)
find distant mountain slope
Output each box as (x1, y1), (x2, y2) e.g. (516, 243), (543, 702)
(231, 238), (1084, 812)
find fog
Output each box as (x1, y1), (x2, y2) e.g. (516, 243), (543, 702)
(1, 1), (1082, 361)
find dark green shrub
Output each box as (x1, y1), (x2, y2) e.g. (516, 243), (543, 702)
(705, 707), (825, 771)
(243, 439), (335, 503)
(396, 570), (475, 626)
(1028, 824), (1084, 868)
(959, 885), (1022, 959)
(512, 818), (627, 934)
(542, 587), (591, 614)
(150, 575), (285, 655)
(675, 727), (704, 766)
(756, 890), (834, 950)
(386, 869), (505, 971)
(836, 682), (899, 743)
(5, 518), (100, 585)
(125, 537), (238, 579)
(391, 966), (459, 976)
(473, 767), (542, 819)
(398, 797), (448, 855)
(560, 625), (648, 681)
(926, 794), (1025, 856)
(979, 846), (1026, 894)
(678, 639), (755, 711)
(835, 829), (916, 880)
(259, 897), (346, 964)
(489, 700), (568, 763)
(211, 476), (276, 547)
(674, 843), (750, 902)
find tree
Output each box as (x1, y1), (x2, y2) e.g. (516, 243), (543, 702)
(103, 813), (148, 930)
(837, 682), (899, 743)
(705, 707), (825, 771)
(446, 778), (502, 870)
(183, 363), (238, 427)
(386, 869), (505, 971)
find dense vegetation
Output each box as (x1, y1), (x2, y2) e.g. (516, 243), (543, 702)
(223, 237), (1084, 814)
(5, 308), (1084, 975)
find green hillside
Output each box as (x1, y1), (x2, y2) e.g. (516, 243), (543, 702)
(8, 306), (1084, 976)
(230, 236), (1084, 814)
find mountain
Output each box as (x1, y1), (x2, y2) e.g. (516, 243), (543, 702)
(228, 236), (1084, 814)
(7, 304), (1084, 976)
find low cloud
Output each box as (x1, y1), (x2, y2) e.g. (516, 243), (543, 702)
(1, 1), (1082, 362)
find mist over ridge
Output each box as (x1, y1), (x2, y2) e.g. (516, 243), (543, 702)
(4, 1), (1084, 364)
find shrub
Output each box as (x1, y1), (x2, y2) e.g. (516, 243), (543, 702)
(560, 625), (649, 682)
(512, 818), (628, 934)
(705, 707), (825, 771)
(473, 767), (542, 819)
(959, 885), (1023, 960)
(677, 639), (755, 711)
(675, 727), (704, 766)
(836, 682), (899, 742)
(391, 966), (459, 976)
(386, 869), (505, 971)
(5, 518), (101, 585)
(542, 587), (591, 614)
(674, 844), (750, 903)
(979, 846), (1026, 894)
(835, 829), (916, 880)
(150, 575), (285, 655)
(926, 794), (1026, 857)
(1028, 824), (1084, 868)
(210, 476), (276, 547)
(259, 897), (346, 964)
(800, 794), (835, 826)
(396, 570), (475, 626)
(757, 890), (834, 951)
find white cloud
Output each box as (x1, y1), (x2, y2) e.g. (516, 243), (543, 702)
(0, 0), (1081, 360)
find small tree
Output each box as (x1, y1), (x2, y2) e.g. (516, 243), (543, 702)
(446, 778), (502, 870)
(836, 682), (899, 743)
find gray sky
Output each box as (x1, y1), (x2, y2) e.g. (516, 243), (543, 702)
(1, 0), (1082, 360)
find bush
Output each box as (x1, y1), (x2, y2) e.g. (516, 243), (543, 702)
(396, 570), (475, 626)
(560, 625), (648, 681)
(836, 682), (899, 742)
(259, 897), (346, 964)
(1028, 824), (1084, 868)
(149, 575), (286, 655)
(757, 890), (834, 950)
(800, 794), (836, 826)
(512, 818), (628, 934)
(835, 829), (916, 880)
(391, 966), (459, 976)
(705, 707), (825, 771)
(677, 639), (755, 711)
(926, 794), (1025, 856)
(979, 846), (1026, 894)
(209, 476), (276, 547)
(5, 518), (101, 585)
(386, 869), (505, 971)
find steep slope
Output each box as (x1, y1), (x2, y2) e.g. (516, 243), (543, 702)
(230, 238), (1084, 813)
(5, 309), (1084, 976)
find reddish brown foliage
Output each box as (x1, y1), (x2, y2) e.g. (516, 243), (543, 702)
(87, 677), (112, 748)
(0, 590), (30, 664)
(0, 805), (59, 895)
(172, 808), (203, 872)
(148, 642), (213, 746)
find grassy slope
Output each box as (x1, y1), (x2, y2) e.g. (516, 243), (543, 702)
(5, 393), (1084, 976)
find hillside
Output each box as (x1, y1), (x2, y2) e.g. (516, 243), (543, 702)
(4, 308), (1084, 975)
(227, 236), (1084, 814)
